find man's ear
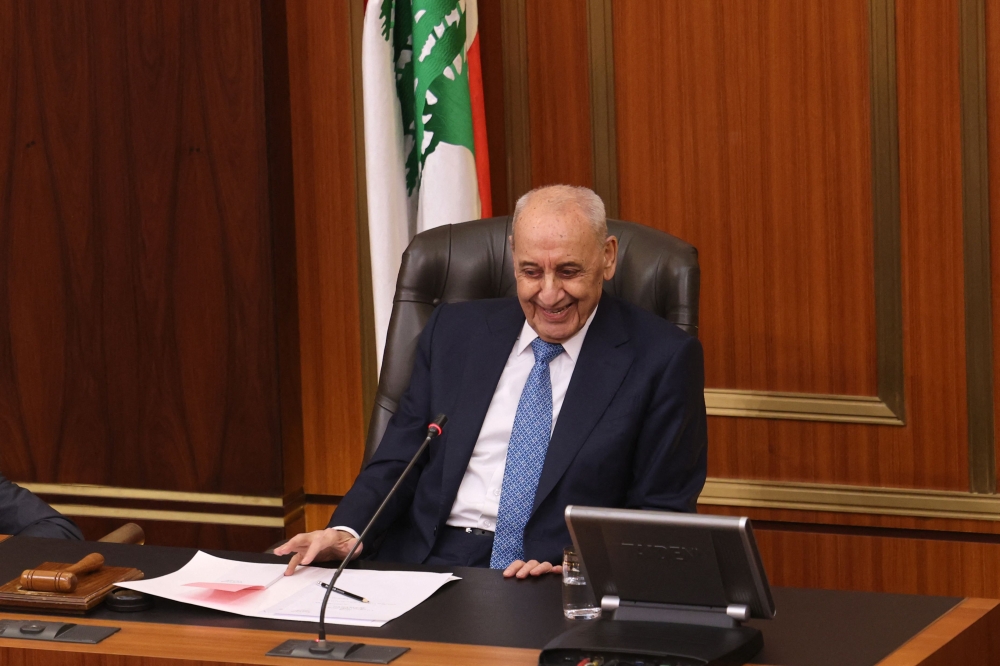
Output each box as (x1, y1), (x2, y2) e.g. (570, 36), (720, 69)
(603, 235), (618, 280)
(508, 234), (515, 252)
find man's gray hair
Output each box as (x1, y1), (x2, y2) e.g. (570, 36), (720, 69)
(511, 184), (607, 245)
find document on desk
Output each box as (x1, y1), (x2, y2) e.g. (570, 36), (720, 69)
(115, 551), (459, 627)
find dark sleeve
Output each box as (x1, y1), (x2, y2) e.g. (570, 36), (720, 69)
(626, 335), (708, 513)
(0, 474), (84, 540)
(327, 303), (443, 547)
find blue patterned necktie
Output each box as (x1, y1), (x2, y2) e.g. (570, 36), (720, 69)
(490, 337), (565, 569)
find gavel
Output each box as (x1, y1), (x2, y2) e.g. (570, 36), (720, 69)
(20, 553), (105, 593)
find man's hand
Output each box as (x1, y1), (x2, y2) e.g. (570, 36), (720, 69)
(502, 559), (563, 579)
(274, 529), (362, 575)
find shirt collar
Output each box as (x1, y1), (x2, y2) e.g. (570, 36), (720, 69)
(515, 304), (599, 362)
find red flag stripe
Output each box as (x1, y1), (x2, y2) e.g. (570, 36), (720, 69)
(466, 32), (493, 218)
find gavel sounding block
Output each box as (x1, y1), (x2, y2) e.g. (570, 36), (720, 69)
(0, 559), (143, 613)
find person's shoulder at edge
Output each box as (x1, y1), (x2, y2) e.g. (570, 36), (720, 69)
(0, 473), (83, 540)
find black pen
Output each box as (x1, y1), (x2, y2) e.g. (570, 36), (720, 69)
(319, 581), (369, 603)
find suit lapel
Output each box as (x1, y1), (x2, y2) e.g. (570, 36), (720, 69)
(532, 294), (633, 513)
(437, 299), (524, 523)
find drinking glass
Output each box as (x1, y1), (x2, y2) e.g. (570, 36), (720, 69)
(562, 546), (601, 619)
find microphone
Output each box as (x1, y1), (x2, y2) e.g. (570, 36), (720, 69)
(310, 414), (448, 652)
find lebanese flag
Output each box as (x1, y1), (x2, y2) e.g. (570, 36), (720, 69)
(362, 0), (492, 368)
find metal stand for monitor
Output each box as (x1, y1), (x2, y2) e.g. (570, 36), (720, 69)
(539, 618), (762, 666)
(544, 508), (776, 666)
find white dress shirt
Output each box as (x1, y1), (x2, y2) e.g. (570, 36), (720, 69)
(334, 306), (597, 540)
(445, 306), (597, 531)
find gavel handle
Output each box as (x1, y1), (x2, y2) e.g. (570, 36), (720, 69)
(64, 553), (104, 575)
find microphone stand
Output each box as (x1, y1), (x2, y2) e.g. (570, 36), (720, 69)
(267, 415), (447, 662)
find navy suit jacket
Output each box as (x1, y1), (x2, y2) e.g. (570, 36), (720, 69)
(0, 474), (83, 540)
(330, 292), (707, 565)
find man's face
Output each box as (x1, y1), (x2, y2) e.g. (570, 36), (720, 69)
(511, 205), (617, 343)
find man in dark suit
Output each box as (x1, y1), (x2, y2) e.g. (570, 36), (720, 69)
(277, 185), (707, 578)
(0, 472), (83, 539)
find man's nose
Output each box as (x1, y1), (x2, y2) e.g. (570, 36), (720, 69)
(538, 273), (563, 304)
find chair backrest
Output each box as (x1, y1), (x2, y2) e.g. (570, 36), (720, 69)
(363, 215), (700, 464)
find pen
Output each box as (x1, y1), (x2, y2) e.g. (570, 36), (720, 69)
(319, 581), (369, 603)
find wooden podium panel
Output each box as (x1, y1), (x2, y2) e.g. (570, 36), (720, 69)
(0, 599), (997, 666)
(0, 613), (537, 666)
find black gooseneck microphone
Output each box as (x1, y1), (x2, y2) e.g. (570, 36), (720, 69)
(311, 414), (448, 652)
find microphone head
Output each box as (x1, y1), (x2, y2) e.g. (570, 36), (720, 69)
(427, 414), (448, 436)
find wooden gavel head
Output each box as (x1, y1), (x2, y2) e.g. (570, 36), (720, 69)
(20, 552), (105, 593)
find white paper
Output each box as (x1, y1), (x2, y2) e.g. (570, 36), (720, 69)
(181, 556), (286, 592)
(116, 551), (459, 627)
(264, 570), (463, 627)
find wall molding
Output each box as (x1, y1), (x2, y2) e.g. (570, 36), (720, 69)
(958, 0), (995, 493)
(20, 482), (283, 507)
(586, 0), (618, 218)
(700, 478), (1000, 522)
(49, 504), (291, 528)
(704, 389), (903, 425)
(500, 0), (531, 207)
(582, 0), (907, 427)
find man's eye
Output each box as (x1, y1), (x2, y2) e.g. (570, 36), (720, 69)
(559, 270), (579, 278)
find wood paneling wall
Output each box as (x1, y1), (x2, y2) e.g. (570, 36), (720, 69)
(0, 0), (297, 549)
(284, 0), (366, 500)
(526, 0), (593, 189)
(612, 0), (970, 491)
(6, 0), (1000, 599)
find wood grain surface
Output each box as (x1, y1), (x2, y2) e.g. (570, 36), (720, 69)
(878, 598), (1000, 666)
(615, 0), (877, 397)
(988, 0), (1000, 486)
(526, 0), (593, 190)
(284, 0), (367, 499)
(750, 526), (1000, 599)
(303, 503), (337, 533)
(0, 0), (283, 497)
(0, 614), (539, 666)
(609, 0), (970, 490)
(70, 517), (283, 554)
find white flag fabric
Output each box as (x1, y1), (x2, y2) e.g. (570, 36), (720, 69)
(363, 0), (492, 369)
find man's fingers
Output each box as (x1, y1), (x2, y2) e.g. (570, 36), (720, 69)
(300, 536), (325, 566)
(283, 552), (302, 576)
(529, 561), (553, 576)
(503, 560), (526, 578)
(515, 560), (540, 578)
(503, 560), (561, 578)
(273, 533), (306, 556)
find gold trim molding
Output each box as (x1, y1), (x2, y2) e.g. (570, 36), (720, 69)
(49, 504), (286, 528)
(700, 478), (1000, 522)
(500, 0), (531, 208)
(958, 0), (995, 494)
(19, 483), (282, 507)
(705, 389), (903, 425)
(586, 0), (618, 218)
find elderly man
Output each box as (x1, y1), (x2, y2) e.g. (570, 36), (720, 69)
(277, 185), (707, 578)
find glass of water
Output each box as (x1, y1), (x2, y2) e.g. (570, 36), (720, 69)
(562, 545), (601, 620)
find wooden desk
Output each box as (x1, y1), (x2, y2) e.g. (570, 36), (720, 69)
(0, 536), (996, 666)
(0, 599), (998, 666)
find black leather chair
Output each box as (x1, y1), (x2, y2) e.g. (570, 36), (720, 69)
(363, 215), (700, 465)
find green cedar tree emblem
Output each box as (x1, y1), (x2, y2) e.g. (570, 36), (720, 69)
(380, 0), (476, 195)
